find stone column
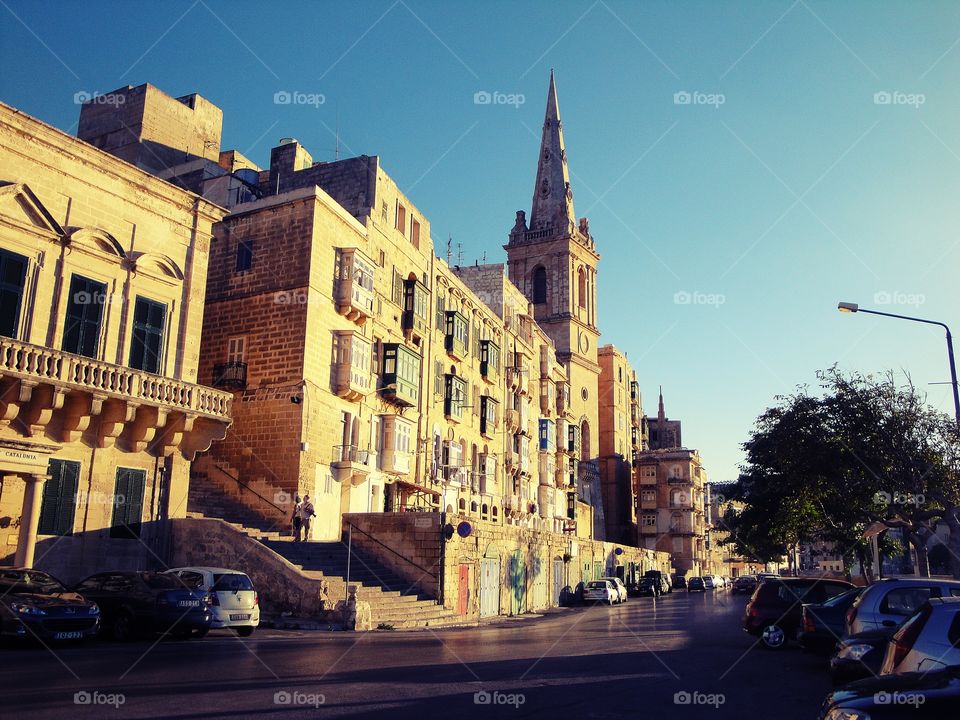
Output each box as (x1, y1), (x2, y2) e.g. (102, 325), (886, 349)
(14, 474), (47, 568)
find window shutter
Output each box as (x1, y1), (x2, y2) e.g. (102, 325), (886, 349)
(436, 294), (445, 330)
(38, 459), (79, 536)
(111, 468), (145, 539)
(392, 270), (402, 306)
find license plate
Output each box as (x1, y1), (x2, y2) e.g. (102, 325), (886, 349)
(230, 614), (250, 621)
(178, 600), (200, 607)
(54, 631), (82, 640)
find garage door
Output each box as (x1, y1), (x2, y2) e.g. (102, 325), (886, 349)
(479, 557), (500, 618)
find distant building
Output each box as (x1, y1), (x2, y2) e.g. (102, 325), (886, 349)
(647, 388), (681, 450)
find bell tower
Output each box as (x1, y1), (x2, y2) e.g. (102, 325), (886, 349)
(505, 70), (601, 462)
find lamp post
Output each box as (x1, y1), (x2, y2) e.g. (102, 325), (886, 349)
(837, 302), (960, 428)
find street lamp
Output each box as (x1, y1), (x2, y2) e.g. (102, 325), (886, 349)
(837, 301), (960, 427)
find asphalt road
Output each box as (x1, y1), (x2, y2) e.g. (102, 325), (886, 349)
(2, 589), (835, 719)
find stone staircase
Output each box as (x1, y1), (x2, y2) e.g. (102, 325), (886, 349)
(185, 482), (467, 628)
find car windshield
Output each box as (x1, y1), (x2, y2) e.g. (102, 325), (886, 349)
(212, 573), (254, 591)
(587, 581), (608, 589)
(0, 570), (66, 595)
(142, 573), (181, 590)
(822, 588), (860, 608)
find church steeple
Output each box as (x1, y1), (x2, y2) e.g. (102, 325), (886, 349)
(658, 386), (665, 422)
(529, 69), (577, 234)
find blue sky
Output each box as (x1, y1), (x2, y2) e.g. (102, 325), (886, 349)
(3, 0), (960, 480)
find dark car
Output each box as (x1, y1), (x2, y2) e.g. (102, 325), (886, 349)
(687, 576), (706, 593)
(73, 571), (211, 641)
(743, 576), (855, 650)
(672, 576), (687, 591)
(0, 568), (100, 642)
(829, 627), (896, 685)
(637, 577), (663, 597)
(819, 665), (960, 719)
(731, 576), (758, 595)
(799, 587), (864, 654)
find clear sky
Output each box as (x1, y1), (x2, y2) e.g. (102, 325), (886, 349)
(3, 0), (959, 480)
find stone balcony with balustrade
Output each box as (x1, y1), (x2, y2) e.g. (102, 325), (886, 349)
(0, 336), (232, 459)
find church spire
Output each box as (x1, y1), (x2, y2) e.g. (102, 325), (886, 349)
(658, 386), (665, 422)
(529, 69), (576, 233)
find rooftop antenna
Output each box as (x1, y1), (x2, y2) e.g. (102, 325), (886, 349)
(482, 251), (487, 263)
(446, 236), (452, 265)
(335, 109), (340, 161)
(456, 242), (463, 266)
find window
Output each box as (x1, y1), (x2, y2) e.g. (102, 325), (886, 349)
(395, 203), (407, 233)
(642, 514), (656, 527)
(235, 238), (254, 272)
(110, 467), (146, 539)
(62, 275), (107, 358)
(444, 373), (467, 420)
(444, 310), (468, 358)
(480, 396), (499, 435)
(577, 267), (587, 308)
(0, 248), (28, 338)
(381, 343), (421, 407)
(879, 586), (938, 616)
(391, 269), (403, 306)
(227, 337), (245, 363)
(411, 218), (421, 249)
(128, 297), (166, 374)
(435, 293), (446, 330)
(38, 459), (80, 536)
(532, 266), (547, 304)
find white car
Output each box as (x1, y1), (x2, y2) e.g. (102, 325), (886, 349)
(598, 577), (629, 604)
(584, 579), (621, 605)
(166, 567), (260, 636)
(881, 597), (960, 674)
(703, 576), (715, 590)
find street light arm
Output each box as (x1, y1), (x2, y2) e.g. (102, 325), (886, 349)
(854, 307), (952, 335)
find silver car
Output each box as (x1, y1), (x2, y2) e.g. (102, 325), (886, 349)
(583, 580), (620, 605)
(598, 577), (628, 603)
(881, 597), (960, 674)
(165, 567), (260, 636)
(846, 578), (960, 636)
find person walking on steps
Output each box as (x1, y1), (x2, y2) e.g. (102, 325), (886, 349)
(299, 495), (316, 541)
(292, 494), (303, 541)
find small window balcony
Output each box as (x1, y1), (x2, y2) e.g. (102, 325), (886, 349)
(402, 279), (430, 343)
(334, 248), (375, 325)
(557, 382), (571, 414)
(379, 414), (413, 476)
(538, 452), (556, 487)
(504, 408), (520, 433)
(479, 339), (500, 383)
(381, 343), (421, 407)
(212, 361), (247, 390)
(540, 378), (555, 415)
(538, 418), (556, 451)
(444, 310), (468, 361)
(640, 496), (657, 510)
(480, 396), (499, 437)
(444, 374), (467, 422)
(333, 332), (372, 401)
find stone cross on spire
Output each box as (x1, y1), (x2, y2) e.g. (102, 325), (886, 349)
(529, 69), (576, 233)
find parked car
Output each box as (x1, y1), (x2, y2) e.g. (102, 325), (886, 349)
(703, 576), (716, 590)
(799, 587), (863, 654)
(644, 570), (671, 594)
(687, 576), (706, 593)
(829, 627), (896, 684)
(880, 597), (960, 675)
(73, 571), (212, 641)
(731, 576), (758, 595)
(672, 575), (687, 591)
(819, 665), (960, 719)
(598, 577), (628, 604)
(0, 568), (100, 642)
(165, 567), (260, 636)
(846, 578), (960, 637)
(743, 576), (855, 650)
(636, 577), (662, 597)
(584, 579), (621, 605)
(714, 576), (727, 589)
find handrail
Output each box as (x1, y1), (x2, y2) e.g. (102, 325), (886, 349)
(213, 464), (287, 516)
(343, 519), (438, 579)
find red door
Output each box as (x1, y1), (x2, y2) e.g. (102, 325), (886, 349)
(457, 564), (471, 615)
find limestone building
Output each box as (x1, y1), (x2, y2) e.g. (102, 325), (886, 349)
(597, 344), (646, 544)
(0, 101), (232, 579)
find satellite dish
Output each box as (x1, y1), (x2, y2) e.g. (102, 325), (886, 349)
(457, 521), (472, 538)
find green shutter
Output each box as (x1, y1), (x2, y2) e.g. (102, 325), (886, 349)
(38, 459), (79, 536)
(111, 468), (146, 539)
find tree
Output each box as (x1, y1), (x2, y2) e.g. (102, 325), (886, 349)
(723, 367), (960, 579)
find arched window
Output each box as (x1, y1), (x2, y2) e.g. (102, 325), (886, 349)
(533, 266), (547, 304)
(670, 513), (682, 531)
(577, 267), (587, 308)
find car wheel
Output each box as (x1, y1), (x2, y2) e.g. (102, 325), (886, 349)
(760, 624), (787, 650)
(191, 627), (209, 639)
(236, 626), (255, 637)
(112, 611), (138, 642)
